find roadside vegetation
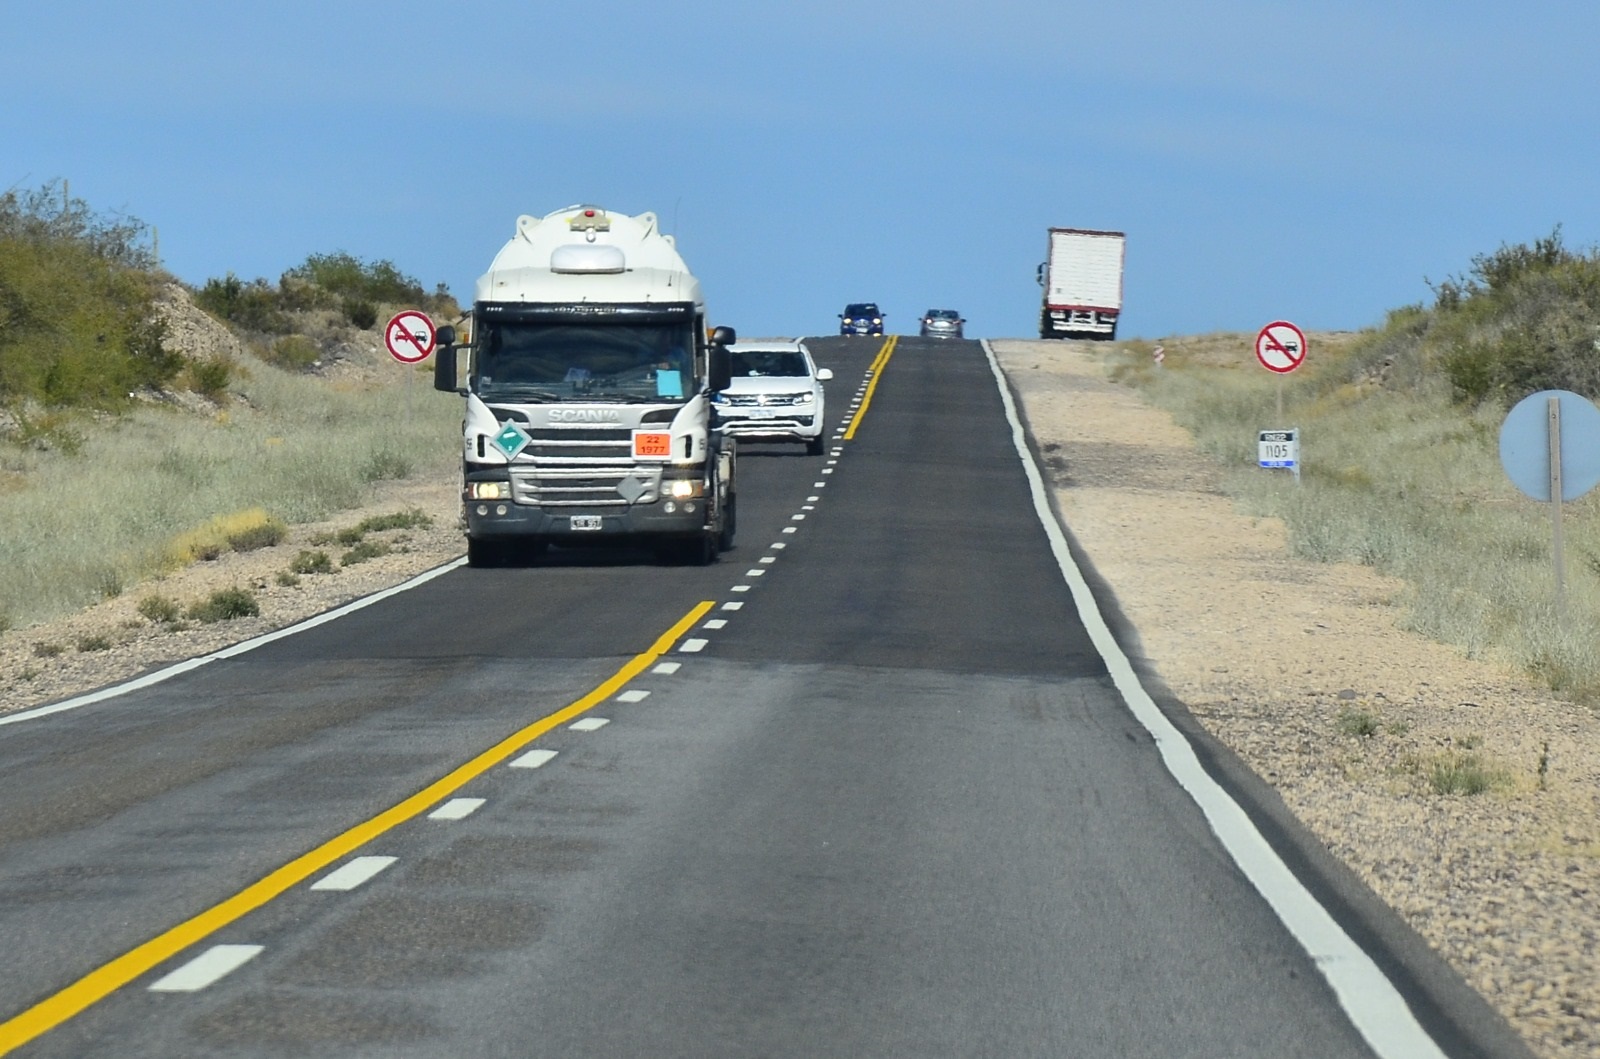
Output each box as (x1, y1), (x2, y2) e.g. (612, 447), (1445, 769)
(0, 181), (461, 631)
(1110, 228), (1600, 703)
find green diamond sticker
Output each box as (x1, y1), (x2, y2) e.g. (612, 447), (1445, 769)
(492, 422), (531, 458)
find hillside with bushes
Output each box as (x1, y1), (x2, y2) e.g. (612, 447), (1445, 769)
(0, 181), (462, 630)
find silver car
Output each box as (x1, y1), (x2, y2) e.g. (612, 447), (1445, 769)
(919, 308), (965, 338)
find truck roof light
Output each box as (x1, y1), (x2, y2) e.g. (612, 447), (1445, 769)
(551, 244), (626, 274)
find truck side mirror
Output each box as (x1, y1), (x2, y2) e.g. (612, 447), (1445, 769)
(710, 325), (737, 346)
(1035, 262), (1046, 287)
(434, 332), (460, 393)
(708, 343), (732, 393)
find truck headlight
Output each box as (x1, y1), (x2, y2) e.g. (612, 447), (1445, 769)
(468, 481), (508, 500)
(668, 480), (705, 499)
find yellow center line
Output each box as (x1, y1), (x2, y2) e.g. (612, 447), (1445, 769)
(0, 599), (715, 1055)
(844, 334), (897, 440)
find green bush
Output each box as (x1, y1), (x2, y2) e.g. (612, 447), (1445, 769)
(343, 299), (378, 330)
(76, 634), (112, 652)
(226, 517), (288, 552)
(354, 509), (432, 533)
(361, 449), (412, 481)
(137, 594), (182, 623)
(185, 586), (259, 623)
(288, 549), (332, 575)
(261, 335), (321, 372)
(340, 540), (391, 566)
(184, 357), (234, 402)
(193, 273), (293, 334)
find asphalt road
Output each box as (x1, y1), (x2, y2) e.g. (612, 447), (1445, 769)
(0, 336), (1530, 1057)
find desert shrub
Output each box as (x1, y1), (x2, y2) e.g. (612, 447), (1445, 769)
(0, 219), (176, 408)
(227, 518), (287, 552)
(1335, 708), (1380, 737)
(166, 508), (280, 565)
(354, 509), (432, 533)
(183, 357), (234, 402)
(1428, 752), (1504, 796)
(185, 586), (259, 623)
(335, 525), (366, 545)
(261, 335), (321, 372)
(361, 448), (412, 481)
(288, 549), (332, 575)
(193, 273), (293, 334)
(76, 634), (111, 652)
(275, 571), (300, 587)
(340, 540), (391, 566)
(343, 299), (378, 330)
(32, 641), (64, 658)
(137, 594), (182, 623)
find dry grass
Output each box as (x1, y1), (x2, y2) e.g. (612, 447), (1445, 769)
(1102, 331), (1600, 703)
(0, 350), (459, 629)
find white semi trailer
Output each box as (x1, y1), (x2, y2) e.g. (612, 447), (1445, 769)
(434, 205), (737, 566)
(1037, 228), (1126, 340)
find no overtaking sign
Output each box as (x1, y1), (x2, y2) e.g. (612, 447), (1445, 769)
(385, 310), (436, 364)
(1255, 321), (1306, 374)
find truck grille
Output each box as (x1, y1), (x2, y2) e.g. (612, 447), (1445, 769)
(509, 466), (661, 507)
(515, 428), (634, 460)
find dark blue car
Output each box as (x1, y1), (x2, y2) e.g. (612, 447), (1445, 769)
(839, 302), (884, 336)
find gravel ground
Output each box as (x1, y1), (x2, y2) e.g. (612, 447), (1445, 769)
(2, 341), (1596, 1057)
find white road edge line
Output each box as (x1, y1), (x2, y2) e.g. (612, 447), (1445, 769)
(148, 944), (264, 992)
(979, 339), (1446, 1059)
(1, 557), (471, 728)
(311, 855), (397, 892)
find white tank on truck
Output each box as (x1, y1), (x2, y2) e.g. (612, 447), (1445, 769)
(1036, 228), (1126, 340)
(433, 204), (737, 566)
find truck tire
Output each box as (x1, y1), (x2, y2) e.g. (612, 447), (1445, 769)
(718, 493), (737, 552)
(467, 537), (506, 568)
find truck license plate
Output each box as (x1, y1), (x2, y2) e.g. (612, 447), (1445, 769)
(569, 515), (602, 531)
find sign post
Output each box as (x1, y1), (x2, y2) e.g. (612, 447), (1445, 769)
(1255, 320), (1306, 418)
(384, 310), (436, 425)
(1255, 321), (1306, 479)
(1499, 389), (1600, 617)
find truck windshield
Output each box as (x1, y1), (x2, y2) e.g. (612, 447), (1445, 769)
(474, 321), (698, 403)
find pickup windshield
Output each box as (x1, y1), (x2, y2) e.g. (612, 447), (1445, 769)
(473, 321), (697, 402)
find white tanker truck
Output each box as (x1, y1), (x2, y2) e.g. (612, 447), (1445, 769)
(434, 205), (737, 566)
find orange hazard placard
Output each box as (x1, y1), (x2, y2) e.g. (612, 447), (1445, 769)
(633, 431), (672, 458)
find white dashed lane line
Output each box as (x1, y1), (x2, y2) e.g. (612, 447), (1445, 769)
(616, 690), (650, 703)
(510, 748), (559, 769)
(148, 945), (264, 993)
(569, 717), (609, 732)
(654, 660), (682, 674)
(428, 798), (486, 821)
(311, 856), (397, 892)
(721, 601), (744, 611)
(679, 638), (709, 653)
(703, 619), (728, 630)
(731, 584), (752, 592)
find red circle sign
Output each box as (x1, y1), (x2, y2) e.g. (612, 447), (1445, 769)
(385, 310), (436, 364)
(1255, 321), (1307, 374)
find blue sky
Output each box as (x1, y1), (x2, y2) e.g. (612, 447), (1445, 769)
(5, 1), (1597, 341)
